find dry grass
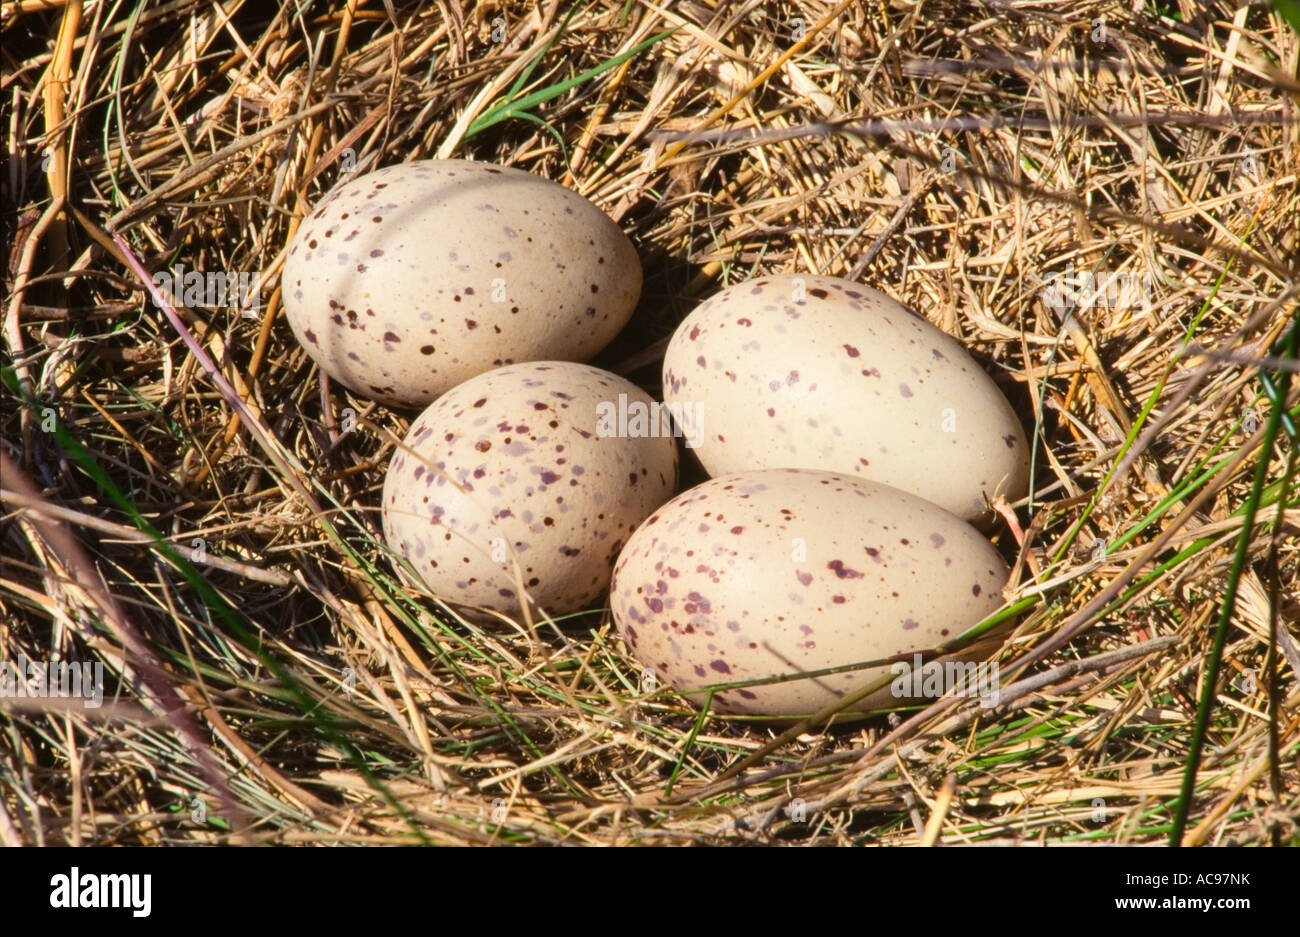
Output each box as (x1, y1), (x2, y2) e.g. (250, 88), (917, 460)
(2, 0), (1298, 846)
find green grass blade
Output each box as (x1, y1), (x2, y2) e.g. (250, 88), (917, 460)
(1268, 0), (1300, 35)
(1, 365), (435, 844)
(1169, 313), (1298, 845)
(465, 26), (680, 139)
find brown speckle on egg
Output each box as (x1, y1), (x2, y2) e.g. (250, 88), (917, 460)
(609, 469), (1010, 718)
(383, 362), (677, 617)
(661, 274), (1029, 521)
(281, 158), (643, 408)
(827, 560), (863, 579)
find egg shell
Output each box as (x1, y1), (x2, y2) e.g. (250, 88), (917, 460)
(609, 468), (1009, 717)
(662, 274), (1029, 520)
(283, 159), (641, 408)
(383, 362), (678, 616)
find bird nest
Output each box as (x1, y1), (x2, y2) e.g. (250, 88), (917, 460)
(2, 0), (1297, 845)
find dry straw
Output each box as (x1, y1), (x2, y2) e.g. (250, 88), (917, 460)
(2, 0), (1297, 845)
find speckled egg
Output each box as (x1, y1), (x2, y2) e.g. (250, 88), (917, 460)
(383, 362), (678, 616)
(609, 469), (1009, 717)
(283, 159), (642, 408)
(662, 274), (1029, 521)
